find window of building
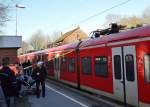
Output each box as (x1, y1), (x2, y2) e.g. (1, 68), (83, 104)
(82, 57), (91, 74)
(61, 57), (67, 71)
(144, 54), (150, 83)
(125, 54), (135, 81)
(68, 58), (75, 72)
(94, 56), (108, 77)
(114, 55), (122, 80)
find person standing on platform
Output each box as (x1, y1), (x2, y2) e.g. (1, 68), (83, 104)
(32, 61), (47, 98)
(0, 57), (17, 107)
(16, 64), (24, 96)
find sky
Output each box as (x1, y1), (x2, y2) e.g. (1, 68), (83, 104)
(1, 0), (150, 41)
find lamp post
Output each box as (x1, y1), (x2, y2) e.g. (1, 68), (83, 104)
(15, 4), (26, 36)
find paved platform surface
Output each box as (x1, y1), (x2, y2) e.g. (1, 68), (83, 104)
(0, 80), (122, 107)
(0, 86), (7, 107)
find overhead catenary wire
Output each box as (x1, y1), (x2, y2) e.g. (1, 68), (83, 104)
(20, 0), (133, 67)
(61, 0), (132, 32)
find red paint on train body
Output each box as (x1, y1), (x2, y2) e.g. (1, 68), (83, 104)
(18, 25), (150, 106)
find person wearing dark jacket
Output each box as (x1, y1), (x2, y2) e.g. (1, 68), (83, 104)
(32, 61), (47, 98)
(0, 57), (17, 107)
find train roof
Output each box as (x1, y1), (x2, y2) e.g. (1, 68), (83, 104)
(51, 42), (79, 51)
(19, 42), (79, 57)
(19, 25), (150, 57)
(80, 25), (150, 48)
(44, 42), (79, 54)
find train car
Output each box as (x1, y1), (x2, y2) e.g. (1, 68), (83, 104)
(78, 25), (150, 107)
(55, 42), (80, 87)
(55, 25), (150, 106)
(18, 25), (150, 107)
(45, 43), (79, 87)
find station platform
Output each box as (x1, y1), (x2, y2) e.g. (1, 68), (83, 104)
(0, 80), (122, 107)
(0, 86), (8, 107)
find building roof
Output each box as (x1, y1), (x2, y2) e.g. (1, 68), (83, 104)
(54, 27), (81, 43)
(0, 36), (22, 48)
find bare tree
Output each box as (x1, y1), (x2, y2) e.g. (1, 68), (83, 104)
(0, 0), (20, 31)
(51, 31), (62, 42)
(29, 30), (47, 50)
(21, 41), (30, 53)
(103, 14), (122, 27)
(103, 14), (145, 28)
(45, 35), (52, 47)
(0, 3), (9, 27)
(143, 6), (150, 24)
(18, 41), (32, 54)
(119, 16), (144, 28)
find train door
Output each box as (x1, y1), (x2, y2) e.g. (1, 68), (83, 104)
(112, 47), (124, 102)
(112, 46), (138, 106)
(54, 57), (60, 80)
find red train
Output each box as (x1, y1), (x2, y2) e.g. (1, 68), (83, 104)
(18, 25), (150, 107)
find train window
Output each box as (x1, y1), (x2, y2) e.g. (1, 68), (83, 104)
(61, 57), (67, 71)
(94, 56), (108, 77)
(114, 55), (121, 80)
(144, 54), (150, 83)
(82, 57), (91, 74)
(68, 58), (75, 72)
(46, 60), (54, 69)
(55, 58), (59, 71)
(125, 54), (135, 81)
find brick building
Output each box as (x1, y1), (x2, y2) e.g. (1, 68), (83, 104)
(0, 36), (22, 65)
(48, 27), (87, 48)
